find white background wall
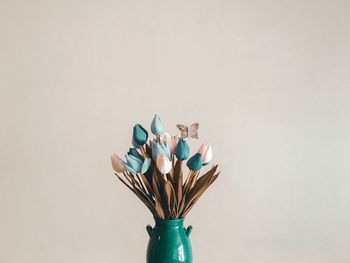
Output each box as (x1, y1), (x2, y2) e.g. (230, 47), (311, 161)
(1, 0), (349, 262)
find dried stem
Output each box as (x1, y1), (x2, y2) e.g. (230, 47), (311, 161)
(140, 146), (147, 157)
(115, 145), (219, 219)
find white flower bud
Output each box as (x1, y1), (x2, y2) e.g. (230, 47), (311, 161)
(197, 143), (213, 164)
(156, 153), (172, 174)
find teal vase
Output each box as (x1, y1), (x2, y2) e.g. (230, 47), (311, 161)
(146, 217), (193, 263)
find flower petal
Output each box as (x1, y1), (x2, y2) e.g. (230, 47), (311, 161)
(126, 154), (143, 173)
(123, 162), (138, 174)
(186, 153), (203, 171)
(198, 143), (213, 164)
(133, 124), (148, 146)
(156, 153), (172, 174)
(175, 138), (190, 160)
(141, 158), (152, 174)
(111, 154), (126, 173)
(151, 114), (164, 135)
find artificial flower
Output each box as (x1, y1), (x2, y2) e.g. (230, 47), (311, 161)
(174, 138), (190, 160)
(141, 158), (152, 174)
(159, 140), (171, 158)
(128, 148), (144, 161)
(162, 132), (171, 142)
(169, 136), (178, 154)
(124, 154), (143, 173)
(197, 143), (213, 165)
(151, 114), (164, 135)
(151, 140), (164, 160)
(151, 140), (171, 160)
(163, 133), (178, 154)
(186, 153), (203, 171)
(156, 153), (172, 174)
(132, 124), (148, 146)
(111, 154), (126, 173)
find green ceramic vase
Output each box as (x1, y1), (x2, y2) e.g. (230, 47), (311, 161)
(146, 217), (193, 263)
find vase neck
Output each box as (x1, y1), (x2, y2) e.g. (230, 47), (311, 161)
(154, 217), (185, 227)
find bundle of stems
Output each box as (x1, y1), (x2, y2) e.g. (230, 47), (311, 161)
(115, 145), (219, 219)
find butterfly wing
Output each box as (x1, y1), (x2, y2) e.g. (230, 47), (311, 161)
(176, 124), (188, 138)
(189, 123), (199, 139)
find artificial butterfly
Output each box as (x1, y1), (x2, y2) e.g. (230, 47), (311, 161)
(176, 123), (199, 139)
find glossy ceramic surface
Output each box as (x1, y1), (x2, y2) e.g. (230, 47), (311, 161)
(146, 218), (193, 263)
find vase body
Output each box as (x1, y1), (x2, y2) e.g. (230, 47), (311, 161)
(146, 218), (193, 263)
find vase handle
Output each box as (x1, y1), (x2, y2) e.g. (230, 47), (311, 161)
(185, 225), (193, 237)
(146, 225), (153, 237)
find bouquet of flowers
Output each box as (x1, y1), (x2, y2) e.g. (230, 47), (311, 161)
(111, 115), (220, 219)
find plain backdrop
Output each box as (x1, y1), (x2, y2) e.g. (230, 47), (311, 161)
(1, 0), (349, 262)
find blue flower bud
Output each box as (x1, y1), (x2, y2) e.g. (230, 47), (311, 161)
(151, 114), (164, 135)
(132, 124), (148, 146)
(123, 154), (143, 173)
(128, 148), (144, 162)
(151, 141), (164, 161)
(160, 140), (171, 159)
(186, 153), (203, 171)
(141, 158), (152, 174)
(174, 138), (190, 160)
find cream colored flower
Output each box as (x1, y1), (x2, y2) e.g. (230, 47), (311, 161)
(162, 132), (171, 143)
(156, 153), (172, 174)
(169, 136), (178, 154)
(162, 132), (178, 154)
(197, 143), (213, 164)
(111, 153), (126, 173)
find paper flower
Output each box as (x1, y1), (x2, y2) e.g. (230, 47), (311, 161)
(186, 153), (203, 171)
(163, 133), (178, 154)
(162, 132), (171, 142)
(123, 154), (143, 173)
(151, 140), (170, 160)
(197, 143), (213, 165)
(123, 153), (151, 174)
(151, 141), (164, 160)
(156, 153), (172, 174)
(175, 138), (190, 160)
(169, 136), (178, 154)
(111, 154), (126, 173)
(160, 140), (171, 158)
(128, 148), (144, 161)
(151, 114), (164, 136)
(133, 124), (148, 147)
(141, 158), (152, 174)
